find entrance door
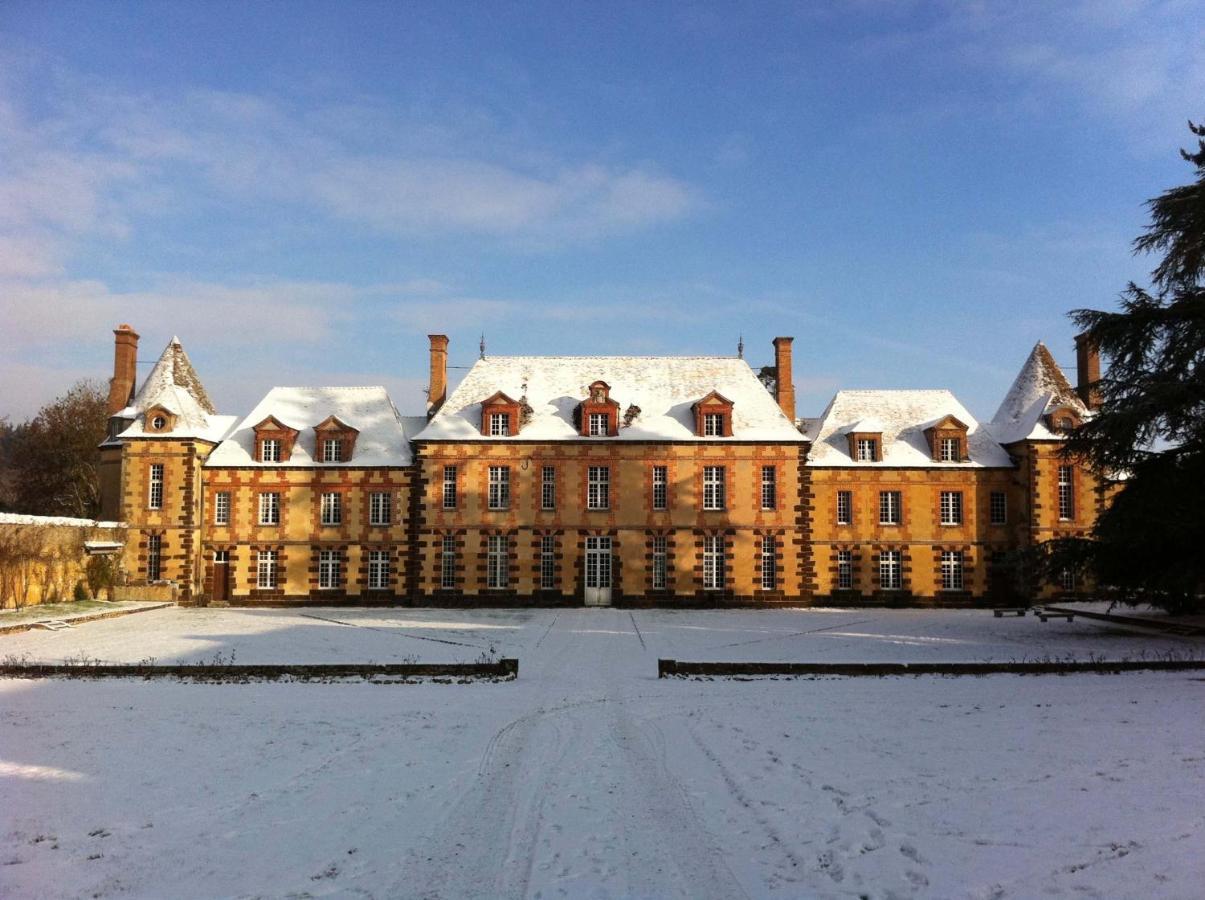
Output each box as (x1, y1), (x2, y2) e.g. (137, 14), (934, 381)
(584, 536), (613, 606)
(212, 550), (230, 602)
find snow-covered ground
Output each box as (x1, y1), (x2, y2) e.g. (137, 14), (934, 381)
(2, 608), (1203, 899)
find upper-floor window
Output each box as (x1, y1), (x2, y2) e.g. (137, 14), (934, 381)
(856, 438), (878, 462)
(651, 535), (667, 590)
(260, 439), (281, 463)
(587, 466), (610, 510)
(541, 466), (556, 511)
(939, 490), (963, 526)
(588, 412), (609, 436)
(369, 491), (392, 526)
(539, 535), (556, 590)
(940, 550), (964, 591)
(487, 534), (509, 589)
(257, 549), (278, 589)
(879, 490), (901, 525)
(489, 413), (511, 437)
(703, 413), (725, 436)
(1058, 465), (1075, 520)
(879, 549), (902, 590)
(151, 415), (167, 431)
(703, 534), (725, 590)
(146, 533), (162, 581)
(836, 490), (852, 525)
(652, 465), (668, 511)
(442, 465), (457, 509)
(703, 466), (726, 510)
(760, 465), (777, 511)
(320, 492), (342, 526)
(760, 535), (776, 590)
(318, 549), (341, 589)
(258, 492), (280, 526)
(214, 490), (230, 525)
(440, 534), (456, 589)
(836, 549), (853, 590)
(148, 463), (164, 510)
(488, 466), (510, 510)
(989, 491), (1007, 525)
(322, 438), (343, 462)
(367, 549), (390, 590)
(938, 437), (960, 462)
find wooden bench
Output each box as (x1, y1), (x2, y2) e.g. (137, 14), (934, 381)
(993, 608), (1028, 617)
(1037, 610), (1075, 623)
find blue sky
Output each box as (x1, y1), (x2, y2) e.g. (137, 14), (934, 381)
(1, 0), (1201, 422)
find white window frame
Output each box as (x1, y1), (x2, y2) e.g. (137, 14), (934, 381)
(939, 490), (963, 526)
(703, 466), (726, 511)
(322, 438), (343, 462)
(587, 466), (610, 510)
(214, 490), (230, 525)
(146, 533), (162, 581)
(760, 465), (777, 511)
(879, 549), (902, 590)
(440, 534), (456, 589)
(487, 534), (509, 589)
(320, 492), (342, 526)
(442, 465), (457, 509)
(367, 549), (390, 590)
(836, 490), (852, 526)
(588, 412), (609, 436)
(488, 466), (510, 510)
(879, 490), (901, 525)
(760, 534), (776, 590)
(703, 412), (724, 436)
(318, 549), (341, 590)
(539, 535), (556, 590)
(938, 437), (959, 462)
(1058, 465), (1075, 521)
(651, 535), (667, 590)
(148, 463), (164, 510)
(256, 549), (277, 589)
(541, 466), (556, 511)
(489, 412), (511, 437)
(260, 439), (281, 463)
(369, 491), (392, 526)
(836, 549), (853, 590)
(940, 550), (964, 591)
(989, 491), (1007, 525)
(702, 534), (725, 590)
(652, 465), (668, 511)
(1059, 568), (1077, 591)
(258, 492), (280, 526)
(856, 438), (877, 462)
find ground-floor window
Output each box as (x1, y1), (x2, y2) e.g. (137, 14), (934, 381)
(539, 535), (556, 590)
(318, 549), (341, 589)
(836, 549), (853, 590)
(146, 533), (162, 582)
(368, 550), (390, 590)
(760, 535), (776, 590)
(879, 550), (902, 590)
(487, 534), (509, 589)
(703, 534), (725, 590)
(257, 550), (278, 589)
(1059, 568), (1076, 591)
(651, 535), (667, 590)
(440, 535), (456, 589)
(940, 550), (964, 591)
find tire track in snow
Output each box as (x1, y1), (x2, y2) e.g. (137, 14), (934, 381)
(297, 612), (484, 649)
(707, 618), (877, 649)
(629, 611), (646, 650)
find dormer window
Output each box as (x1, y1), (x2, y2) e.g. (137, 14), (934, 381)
(578, 381), (619, 437)
(321, 438), (343, 462)
(856, 438), (878, 461)
(923, 415), (969, 463)
(588, 412), (609, 436)
(260, 439), (281, 462)
(312, 415), (359, 463)
(152, 415), (167, 430)
(692, 391), (734, 437)
(939, 437), (959, 461)
(704, 413), (723, 436)
(480, 392), (521, 437)
(143, 405), (177, 434)
(1044, 406), (1082, 436)
(490, 412), (511, 436)
(253, 415), (299, 463)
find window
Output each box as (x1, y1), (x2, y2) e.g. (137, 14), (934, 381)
(703, 534), (725, 590)
(940, 550), (964, 591)
(258, 492), (280, 526)
(588, 412), (610, 436)
(541, 466), (556, 511)
(856, 438), (878, 462)
(990, 491), (1007, 525)
(1058, 417), (1074, 433)
(836, 549), (853, 590)
(260, 439), (281, 463)
(587, 466), (610, 510)
(652, 466), (668, 511)
(442, 465), (457, 509)
(318, 549), (341, 589)
(836, 490), (852, 525)
(651, 536), (667, 590)
(322, 438), (343, 462)
(760, 466), (777, 511)
(489, 412), (511, 437)
(320, 492), (342, 526)
(147, 463), (164, 510)
(369, 491), (392, 526)
(703, 413), (724, 436)
(540, 535), (556, 590)
(760, 535), (776, 590)
(1059, 568), (1077, 591)
(440, 535), (456, 589)
(1058, 465), (1075, 521)
(151, 415), (167, 430)
(214, 491), (230, 525)
(257, 549), (277, 589)
(213, 549), (228, 564)
(487, 534), (509, 589)
(368, 550), (390, 590)
(488, 466), (510, 510)
(146, 533), (162, 581)
(879, 490), (901, 525)
(703, 466), (726, 510)
(879, 550), (902, 590)
(939, 491), (963, 526)
(938, 437), (960, 462)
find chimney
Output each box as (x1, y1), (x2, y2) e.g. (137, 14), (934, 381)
(427, 334), (449, 417)
(106, 324), (139, 415)
(1074, 332), (1101, 410)
(772, 336), (796, 422)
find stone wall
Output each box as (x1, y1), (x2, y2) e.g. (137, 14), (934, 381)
(0, 514), (127, 608)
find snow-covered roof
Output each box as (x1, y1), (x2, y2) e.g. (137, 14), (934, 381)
(206, 387), (415, 467)
(0, 512), (125, 529)
(989, 342), (1090, 444)
(416, 356), (806, 442)
(807, 390), (1013, 468)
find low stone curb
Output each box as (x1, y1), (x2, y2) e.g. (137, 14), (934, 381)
(657, 658), (1205, 678)
(1044, 605), (1205, 636)
(0, 658), (518, 681)
(0, 603), (175, 636)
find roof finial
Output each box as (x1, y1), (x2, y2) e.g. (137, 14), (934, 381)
(479, 333), (486, 360)
(737, 334), (744, 359)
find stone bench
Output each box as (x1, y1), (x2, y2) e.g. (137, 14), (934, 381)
(993, 608), (1028, 618)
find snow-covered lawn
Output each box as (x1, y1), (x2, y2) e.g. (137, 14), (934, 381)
(2, 608), (1203, 898)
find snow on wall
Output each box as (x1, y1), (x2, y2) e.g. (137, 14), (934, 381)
(0, 512), (125, 529)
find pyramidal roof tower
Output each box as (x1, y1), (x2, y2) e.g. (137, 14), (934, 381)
(990, 341), (1089, 444)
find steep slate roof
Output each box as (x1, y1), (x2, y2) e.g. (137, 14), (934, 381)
(807, 389), (1013, 468)
(206, 386), (415, 467)
(989, 342), (1089, 444)
(416, 356), (806, 442)
(111, 337), (236, 443)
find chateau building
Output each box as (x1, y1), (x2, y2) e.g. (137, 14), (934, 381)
(98, 326), (1108, 606)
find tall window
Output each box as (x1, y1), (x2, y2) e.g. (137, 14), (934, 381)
(879, 550), (902, 590)
(541, 466), (556, 511)
(878, 490), (901, 525)
(539, 535), (556, 590)
(442, 465), (457, 509)
(258, 492), (280, 526)
(836, 490), (852, 525)
(487, 534), (509, 589)
(369, 491), (392, 526)
(836, 549), (853, 590)
(587, 466), (610, 510)
(489, 412), (511, 436)
(703, 466), (726, 510)
(588, 412), (609, 436)
(938, 437), (959, 462)
(939, 491), (963, 525)
(703, 534), (725, 590)
(146, 533), (162, 581)
(989, 491), (1007, 525)
(440, 535), (456, 589)
(259, 439), (280, 463)
(652, 465), (668, 511)
(1059, 568), (1077, 591)
(488, 466), (510, 510)
(320, 492), (342, 526)
(257, 549), (277, 589)
(214, 491), (230, 525)
(651, 535), (667, 590)
(703, 413), (724, 436)
(760, 535), (776, 590)
(322, 438), (342, 462)
(1058, 465), (1075, 521)
(760, 466), (777, 511)
(318, 549), (341, 589)
(940, 550), (964, 591)
(148, 463), (164, 510)
(856, 438), (878, 462)
(368, 550), (390, 590)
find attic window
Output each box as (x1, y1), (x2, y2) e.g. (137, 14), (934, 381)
(312, 415), (360, 463)
(260, 439), (281, 462)
(939, 437), (959, 462)
(923, 415), (969, 463)
(704, 414), (723, 436)
(322, 438), (343, 462)
(692, 391), (734, 437)
(480, 392), (521, 437)
(151, 415), (167, 431)
(578, 381), (619, 437)
(253, 416), (300, 463)
(856, 438), (878, 462)
(490, 412), (511, 436)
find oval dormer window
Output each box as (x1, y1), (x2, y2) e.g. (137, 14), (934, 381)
(152, 416), (167, 430)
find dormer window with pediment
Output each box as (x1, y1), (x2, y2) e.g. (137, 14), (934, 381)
(1045, 406), (1082, 435)
(846, 427), (883, 462)
(253, 416), (299, 463)
(578, 381), (619, 437)
(923, 415), (970, 463)
(313, 415), (360, 462)
(480, 392), (521, 437)
(144, 405), (177, 434)
(693, 391), (734, 437)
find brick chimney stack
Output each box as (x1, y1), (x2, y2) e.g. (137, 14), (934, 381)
(773, 336), (796, 422)
(427, 334), (449, 417)
(1074, 332), (1101, 410)
(107, 324), (140, 415)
